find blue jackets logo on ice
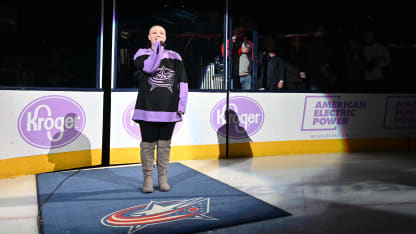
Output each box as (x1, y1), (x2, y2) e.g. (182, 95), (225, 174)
(101, 197), (217, 233)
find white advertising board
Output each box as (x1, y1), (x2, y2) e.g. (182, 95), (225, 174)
(230, 93), (416, 141)
(110, 92), (416, 151)
(0, 90), (103, 160)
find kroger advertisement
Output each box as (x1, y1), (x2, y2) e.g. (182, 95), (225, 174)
(0, 90), (103, 160)
(111, 92), (280, 150)
(110, 92), (416, 152)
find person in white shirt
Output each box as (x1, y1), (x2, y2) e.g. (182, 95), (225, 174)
(362, 30), (391, 92)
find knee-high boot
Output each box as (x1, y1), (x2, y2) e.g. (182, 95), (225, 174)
(157, 140), (171, 191)
(140, 141), (156, 193)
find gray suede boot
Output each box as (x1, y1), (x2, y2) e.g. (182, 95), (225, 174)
(157, 140), (171, 191)
(140, 141), (156, 193)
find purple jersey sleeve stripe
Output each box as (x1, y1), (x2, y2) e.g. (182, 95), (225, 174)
(133, 48), (151, 60)
(133, 109), (182, 122)
(163, 51), (182, 61)
(178, 82), (188, 113)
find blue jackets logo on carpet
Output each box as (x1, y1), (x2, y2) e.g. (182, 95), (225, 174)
(101, 197), (217, 233)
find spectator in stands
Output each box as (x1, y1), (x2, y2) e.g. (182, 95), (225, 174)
(343, 37), (365, 92)
(306, 24), (335, 91)
(238, 39), (253, 90)
(221, 24), (254, 90)
(284, 36), (307, 91)
(362, 29), (391, 92)
(258, 36), (285, 90)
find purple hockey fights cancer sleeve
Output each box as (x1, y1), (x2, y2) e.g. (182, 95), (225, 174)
(178, 82), (188, 113)
(143, 41), (164, 74)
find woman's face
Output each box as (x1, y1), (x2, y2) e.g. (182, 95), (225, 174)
(148, 26), (166, 47)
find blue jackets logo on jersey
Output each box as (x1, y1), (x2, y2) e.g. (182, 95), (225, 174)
(148, 65), (175, 93)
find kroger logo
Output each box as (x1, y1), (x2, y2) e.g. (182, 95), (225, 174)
(210, 96), (264, 138)
(123, 102), (182, 140)
(17, 95), (86, 149)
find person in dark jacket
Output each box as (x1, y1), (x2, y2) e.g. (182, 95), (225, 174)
(285, 36), (307, 91)
(133, 25), (188, 193)
(259, 36), (285, 90)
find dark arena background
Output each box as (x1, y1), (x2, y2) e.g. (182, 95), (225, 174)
(1, 0), (416, 234)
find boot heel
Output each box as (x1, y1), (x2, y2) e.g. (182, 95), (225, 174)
(142, 175), (153, 193)
(158, 175), (170, 191)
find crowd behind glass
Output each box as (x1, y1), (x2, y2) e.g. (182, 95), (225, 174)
(0, 1), (414, 93)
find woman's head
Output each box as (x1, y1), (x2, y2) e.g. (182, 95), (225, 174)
(148, 25), (166, 48)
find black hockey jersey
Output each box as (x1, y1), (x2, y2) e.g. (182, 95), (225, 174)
(132, 41), (188, 122)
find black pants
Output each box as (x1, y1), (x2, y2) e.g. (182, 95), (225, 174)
(138, 121), (175, 142)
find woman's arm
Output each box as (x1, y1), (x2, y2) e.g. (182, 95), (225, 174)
(133, 41), (164, 74)
(176, 59), (188, 115)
